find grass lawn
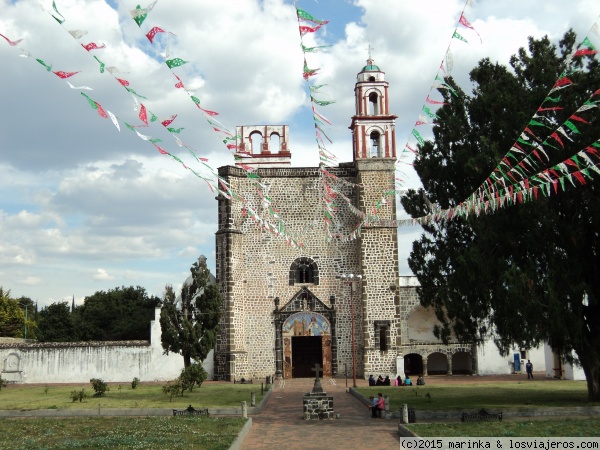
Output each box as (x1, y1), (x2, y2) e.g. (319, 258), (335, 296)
(406, 417), (600, 437)
(0, 416), (247, 450)
(0, 382), (270, 410)
(357, 380), (597, 410)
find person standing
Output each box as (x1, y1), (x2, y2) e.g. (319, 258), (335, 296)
(526, 360), (533, 379)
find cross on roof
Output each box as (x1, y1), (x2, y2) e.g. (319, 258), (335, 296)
(367, 43), (375, 64)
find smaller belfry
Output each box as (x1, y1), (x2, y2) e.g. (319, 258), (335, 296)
(234, 125), (291, 169)
(350, 58), (398, 160)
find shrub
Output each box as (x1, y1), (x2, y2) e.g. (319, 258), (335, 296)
(180, 363), (208, 392)
(131, 377), (140, 390)
(90, 378), (109, 397)
(0, 375), (7, 391)
(162, 379), (183, 402)
(70, 389), (87, 402)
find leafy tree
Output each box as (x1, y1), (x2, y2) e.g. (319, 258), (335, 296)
(38, 301), (78, 342)
(0, 287), (35, 339)
(160, 256), (221, 368)
(75, 286), (160, 341)
(401, 30), (600, 400)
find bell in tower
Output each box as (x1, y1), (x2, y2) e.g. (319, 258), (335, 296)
(349, 57), (398, 160)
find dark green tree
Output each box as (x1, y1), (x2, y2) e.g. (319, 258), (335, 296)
(38, 301), (78, 342)
(76, 286), (160, 341)
(402, 30), (600, 400)
(160, 256), (221, 368)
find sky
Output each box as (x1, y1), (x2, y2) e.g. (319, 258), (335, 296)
(0, 0), (598, 308)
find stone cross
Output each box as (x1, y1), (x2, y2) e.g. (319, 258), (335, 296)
(311, 363), (322, 380)
(311, 363), (324, 393)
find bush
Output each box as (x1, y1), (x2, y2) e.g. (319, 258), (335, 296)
(131, 377), (140, 390)
(162, 379), (183, 402)
(180, 363), (208, 392)
(90, 378), (109, 397)
(70, 389), (87, 402)
(0, 375), (7, 391)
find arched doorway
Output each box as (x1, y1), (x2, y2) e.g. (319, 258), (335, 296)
(452, 351), (473, 374)
(282, 312), (332, 378)
(403, 353), (423, 376)
(427, 352), (449, 375)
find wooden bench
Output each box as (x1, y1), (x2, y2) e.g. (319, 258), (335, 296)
(460, 409), (502, 422)
(173, 405), (210, 417)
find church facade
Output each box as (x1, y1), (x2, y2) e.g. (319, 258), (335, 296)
(213, 59), (475, 381)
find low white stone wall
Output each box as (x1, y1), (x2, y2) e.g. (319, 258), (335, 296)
(0, 308), (213, 384)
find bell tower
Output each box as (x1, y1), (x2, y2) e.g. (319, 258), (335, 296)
(350, 58), (400, 377)
(350, 58), (397, 159)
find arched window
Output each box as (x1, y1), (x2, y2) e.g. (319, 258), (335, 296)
(250, 132), (263, 154)
(289, 257), (319, 285)
(368, 92), (379, 115)
(269, 133), (280, 153)
(370, 131), (381, 157)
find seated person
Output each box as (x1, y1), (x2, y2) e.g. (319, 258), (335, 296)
(404, 375), (412, 386)
(416, 375), (425, 385)
(371, 393), (385, 418)
(376, 375), (384, 386)
(383, 375), (391, 386)
(396, 375), (404, 386)
(368, 374), (376, 386)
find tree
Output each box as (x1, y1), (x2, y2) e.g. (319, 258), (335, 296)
(401, 30), (600, 400)
(38, 301), (78, 342)
(0, 287), (37, 339)
(75, 286), (161, 341)
(0, 287), (24, 338)
(160, 256), (221, 368)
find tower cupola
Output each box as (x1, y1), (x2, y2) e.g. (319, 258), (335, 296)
(350, 58), (397, 160)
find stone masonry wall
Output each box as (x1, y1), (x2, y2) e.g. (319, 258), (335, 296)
(357, 159), (400, 377)
(216, 166), (364, 380)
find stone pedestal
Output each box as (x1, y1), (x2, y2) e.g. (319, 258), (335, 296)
(303, 392), (335, 420)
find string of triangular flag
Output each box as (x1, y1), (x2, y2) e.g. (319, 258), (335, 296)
(471, 25), (600, 204)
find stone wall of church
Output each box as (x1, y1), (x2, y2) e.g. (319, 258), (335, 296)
(357, 159), (400, 377)
(216, 166), (366, 380)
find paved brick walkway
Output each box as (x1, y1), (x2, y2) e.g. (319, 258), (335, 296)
(241, 377), (399, 450)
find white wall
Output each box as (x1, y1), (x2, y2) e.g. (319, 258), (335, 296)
(543, 344), (586, 381)
(476, 340), (545, 376)
(0, 308), (214, 384)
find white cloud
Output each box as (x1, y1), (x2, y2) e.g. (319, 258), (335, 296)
(93, 268), (114, 281)
(0, 0), (597, 305)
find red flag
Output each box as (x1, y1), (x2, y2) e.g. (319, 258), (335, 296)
(0, 33), (23, 46)
(81, 42), (106, 51)
(459, 14), (482, 42)
(200, 107), (219, 116)
(139, 104), (148, 125)
(573, 172), (586, 185)
(552, 77), (572, 88)
(96, 103), (108, 118)
(154, 144), (168, 155)
(161, 115), (177, 127)
(570, 114), (589, 124)
(145, 26), (175, 43)
(53, 71), (80, 79)
(573, 49), (598, 57)
(116, 78), (130, 86)
(550, 132), (564, 148)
